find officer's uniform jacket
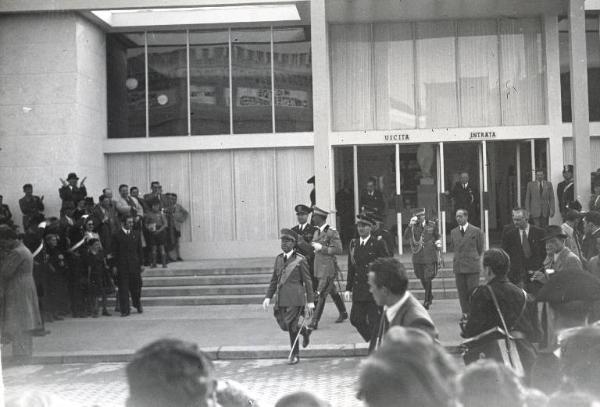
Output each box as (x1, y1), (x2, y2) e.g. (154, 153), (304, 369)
(312, 225), (342, 279)
(373, 228), (395, 257)
(403, 220), (440, 264)
(291, 223), (317, 259)
(265, 252), (314, 307)
(346, 235), (389, 302)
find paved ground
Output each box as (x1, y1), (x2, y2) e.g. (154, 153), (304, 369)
(3, 359), (365, 407)
(24, 300), (463, 358)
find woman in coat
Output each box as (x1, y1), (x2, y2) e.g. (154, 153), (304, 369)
(0, 225), (43, 358)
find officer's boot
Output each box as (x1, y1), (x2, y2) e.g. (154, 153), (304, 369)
(423, 280), (433, 310)
(332, 292), (348, 323)
(309, 295), (326, 330)
(150, 246), (157, 268)
(160, 248), (167, 268)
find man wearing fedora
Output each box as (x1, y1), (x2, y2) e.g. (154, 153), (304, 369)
(344, 213), (389, 352)
(291, 204), (318, 293)
(534, 225), (584, 278)
(308, 206), (348, 330)
(263, 229), (314, 365)
(403, 208), (441, 310)
(59, 172), (87, 211)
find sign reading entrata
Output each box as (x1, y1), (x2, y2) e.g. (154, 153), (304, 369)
(384, 134), (410, 142)
(469, 131), (496, 139)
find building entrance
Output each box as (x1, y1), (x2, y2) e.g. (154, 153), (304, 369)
(333, 139), (548, 254)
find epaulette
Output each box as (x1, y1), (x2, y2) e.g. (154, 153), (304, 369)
(377, 236), (383, 240)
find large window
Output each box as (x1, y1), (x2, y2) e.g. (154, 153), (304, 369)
(107, 27), (312, 138)
(330, 18), (546, 132)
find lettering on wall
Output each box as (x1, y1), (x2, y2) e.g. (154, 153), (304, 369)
(384, 134), (410, 142)
(469, 131), (496, 139)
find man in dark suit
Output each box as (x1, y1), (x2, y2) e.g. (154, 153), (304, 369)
(525, 169), (555, 227)
(291, 204), (317, 291)
(449, 172), (480, 227)
(359, 177), (385, 215)
(112, 215), (144, 317)
(58, 172), (87, 211)
(450, 209), (484, 319)
(344, 214), (389, 352)
(501, 208), (546, 287)
(19, 184), (44, 231)
(369, 257), (438, 348)
(557, 165), (575, 220)
(582, 211), (600, 262)
(143, 181), (164, 211)
(263, 229), (314, 365)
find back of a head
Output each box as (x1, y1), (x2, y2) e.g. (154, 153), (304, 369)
(560, 325), (600, 398)
(216, 379), (258, 407)
(126, 339), (215, 407)
(275, 392), (329, 407)
(358, 328), (456, 407)
(482, 248), (510, 277)
(457, 360), (524, 407)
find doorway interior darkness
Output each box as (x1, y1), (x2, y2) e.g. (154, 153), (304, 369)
(333, 140), (548, 254)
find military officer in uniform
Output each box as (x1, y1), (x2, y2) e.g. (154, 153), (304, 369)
(344, 214), (389, 352)
(291, 204), (317, 293)
(557, 165), (575, 220)
(369, 212), (395, 256)
(308, 206), (348, 330)
(263, 229), (314, 365)
(403, 208), (442, 309)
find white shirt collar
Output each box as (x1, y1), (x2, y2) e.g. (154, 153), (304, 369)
(520, 224), (530, 235)
(122, 227), (130, 234)
(298, 223), (307, 231)
(318, 224), (328, 233)
(283, 249), (294, 259)
(460, 223), (469, 231)
(359, 235), (371, 245)
(385, 291), (411, 323)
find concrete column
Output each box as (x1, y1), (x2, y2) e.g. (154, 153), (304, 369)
(569, 0), (592, 210)
(310, 0), (335, 224)
(544, 15), (565, 225)
(0, 13), (107, 227)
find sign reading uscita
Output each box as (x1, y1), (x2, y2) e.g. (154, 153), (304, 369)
(384, 134), (410, 141)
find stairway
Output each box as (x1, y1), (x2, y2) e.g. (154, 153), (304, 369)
(133, 258), (481, 306)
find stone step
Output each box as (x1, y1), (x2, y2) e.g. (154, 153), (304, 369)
(140, 278), (472, 297)
(108, 289), (461, 306)
(144, 268), (459, 280)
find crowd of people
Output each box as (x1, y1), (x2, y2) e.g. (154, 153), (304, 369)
(0, 173), (189, 359)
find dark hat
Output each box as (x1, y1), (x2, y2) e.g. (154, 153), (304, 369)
(67, 172), (79, 181)
(369, 212), (384, 222)
(280, 228), (298, 241)
(22, 183), (32, 190)
(294, 204), (312, 215)
(356, 214), (375, 227)
(563, 165), (574, 173)
(565, 209), (582, 222)
(307, 176), (315, 184)
(312, 206), (329, 218)
(412, 208), (426, 217)
(0, 225), (18, 240)
(84, 197), (94, 205)
(542, 225), (568, 241)
(584, 210), (600, 226)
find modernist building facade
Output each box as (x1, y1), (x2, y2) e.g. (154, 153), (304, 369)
(0, 0), (598, 258)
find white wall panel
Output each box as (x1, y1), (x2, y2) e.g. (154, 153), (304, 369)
(190, 150), (235, 242)
(106, 153), (149, 194)
(148, 152), (191, 242)
(563, 137), (600, 169)
(275, 148), (315, 230)
(233, 149), (278, 241)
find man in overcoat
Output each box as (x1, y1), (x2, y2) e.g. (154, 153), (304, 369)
(525, 169), (555, 227)
(344, 214), (389, 352)
(0, 225), (43, 359)
(263, 229), (314, 365)
(112, 215), (144, 317)
(308, 207), (347, 330)
(58, 172), (87, 211)
(450, 209), (484, 320)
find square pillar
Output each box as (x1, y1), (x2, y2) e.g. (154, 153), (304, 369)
(310, 0), (336, 224)
(569, 0), (592, 209)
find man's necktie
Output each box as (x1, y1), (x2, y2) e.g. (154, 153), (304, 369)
(460, 227), (465, 236)
(539, 182), (543, 195)
(522, 230), (532, 258)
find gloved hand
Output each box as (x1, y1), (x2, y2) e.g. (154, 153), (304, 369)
(306, 302), (315, 317)
(312, 242), (323, 252)
(262, 298), (270, 310)
(435, 240), (442, 248)
(343, 291), (351, 302)
(409, 216), (418, 225)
